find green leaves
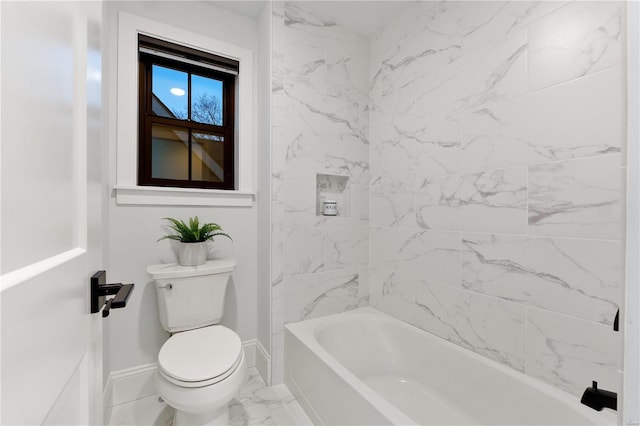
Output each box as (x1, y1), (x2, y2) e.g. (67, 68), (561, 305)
(158, 216), (232, 243)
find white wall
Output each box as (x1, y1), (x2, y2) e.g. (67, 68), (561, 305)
(104, 1), (261, 374)
(256, 2), (273, 382)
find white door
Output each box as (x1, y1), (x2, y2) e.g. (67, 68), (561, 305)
(1, 1), (104, 424)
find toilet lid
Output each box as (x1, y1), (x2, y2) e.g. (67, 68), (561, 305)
(158, 326), (242, 383)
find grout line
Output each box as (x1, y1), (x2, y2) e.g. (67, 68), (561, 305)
(524, 306), (528, 375)
(368, 225), (621, 243)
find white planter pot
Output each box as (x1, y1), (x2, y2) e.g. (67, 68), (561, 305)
(178, 242), (207, 266)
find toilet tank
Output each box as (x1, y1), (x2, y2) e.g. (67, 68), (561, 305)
(147, 259), (236, 333)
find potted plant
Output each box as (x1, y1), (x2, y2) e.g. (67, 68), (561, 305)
(158, 216), (231, 266)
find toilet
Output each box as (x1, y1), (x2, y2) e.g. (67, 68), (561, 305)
(147, 259), (246, 426)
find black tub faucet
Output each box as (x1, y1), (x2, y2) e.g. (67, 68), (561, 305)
(581, 381), (617, 411)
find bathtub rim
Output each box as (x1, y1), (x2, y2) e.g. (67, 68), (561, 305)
(284, 307), (617, 426)
(285, 310), (416, 425)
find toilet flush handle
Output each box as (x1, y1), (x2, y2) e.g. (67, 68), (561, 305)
(158, 283), (173, 290)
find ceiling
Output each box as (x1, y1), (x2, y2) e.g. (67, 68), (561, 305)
(303, 1), (408, 37)
(211, 0), (409, 37)
(209, 1), (267, 19)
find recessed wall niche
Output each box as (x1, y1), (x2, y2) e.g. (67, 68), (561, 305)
(316, 174), (350, 216)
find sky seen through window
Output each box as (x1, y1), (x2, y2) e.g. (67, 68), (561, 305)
(152, 64), (223, 126)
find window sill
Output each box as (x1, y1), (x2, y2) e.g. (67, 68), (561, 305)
(114, 185), (255, 207)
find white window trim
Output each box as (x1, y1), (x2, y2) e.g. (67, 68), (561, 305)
(115, 11), (254, 206)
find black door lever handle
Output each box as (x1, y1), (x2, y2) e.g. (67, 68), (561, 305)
(111, 284), (134, 309)
(102, 298), (113, 318)
(91, 271), (135, 316)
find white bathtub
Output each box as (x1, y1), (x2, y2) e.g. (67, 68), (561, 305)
(284, 307), (616, 426)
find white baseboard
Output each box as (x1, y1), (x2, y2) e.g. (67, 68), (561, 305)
(243, 339), (257, 368)
(106, 340), (259, 407)
(255, 340), (271, 385)
(111, 363), (158, 406)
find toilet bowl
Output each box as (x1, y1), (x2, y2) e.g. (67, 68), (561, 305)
(155, 326), (247, 425)
(147, 260), (245, 426)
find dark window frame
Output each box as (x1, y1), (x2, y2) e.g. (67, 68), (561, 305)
(138, 37), (237, 190)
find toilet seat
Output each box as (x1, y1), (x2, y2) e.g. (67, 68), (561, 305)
(158, 325), (242, 388)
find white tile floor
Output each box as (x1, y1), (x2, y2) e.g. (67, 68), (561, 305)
(109, 368), (313, 426)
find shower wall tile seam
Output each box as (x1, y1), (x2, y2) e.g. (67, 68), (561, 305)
(527, 1), (623, 90)
(368, 229), (622, 252)
(523, 305), (529, 378)
(524, 306), (621, 328)
(282, 259), (366, 274)
(457, 64), (623, 110)
(453, 288), (618, 328)
(371, 258), (619, 325)
(370, 225), (624, 243)
(409, 151), (623, 181)
(374, 273), (616, 352)
(368, 153), (623, 185)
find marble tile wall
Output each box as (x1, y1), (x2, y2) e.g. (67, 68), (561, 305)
(369, 1), (624, 398)
(271, 0), (624, 400)
(271, 1), (370, 384)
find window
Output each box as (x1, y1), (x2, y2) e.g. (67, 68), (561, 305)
(115, 12), (254, 206)
(138, 35), (238, 190)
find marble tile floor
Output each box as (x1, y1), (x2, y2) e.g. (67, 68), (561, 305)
(109, 368), (313, 426)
